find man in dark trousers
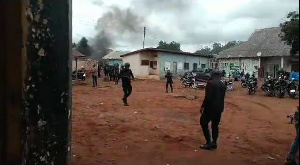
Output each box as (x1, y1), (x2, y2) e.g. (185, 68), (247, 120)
(285, 106), (299, 165)
(165, 70), (173, 93)
(200, 71), (226, 150)
(92, 64), (98, 87)
(116, 63), (134, 106)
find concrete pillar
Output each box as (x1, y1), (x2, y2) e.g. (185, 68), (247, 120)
(258, 57), (261, 68)
(0, 0), (72, 164)
(280, 57), (284, 69)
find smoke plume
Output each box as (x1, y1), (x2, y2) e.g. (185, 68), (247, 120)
(90, 5), (145, 60)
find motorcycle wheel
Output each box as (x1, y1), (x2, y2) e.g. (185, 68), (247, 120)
(248, 88), (256, 95)
(227, 85), (234, 91)
(241, 83), (247, 88)
(275, 89), (285, 98)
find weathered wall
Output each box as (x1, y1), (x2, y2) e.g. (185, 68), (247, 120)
(22, 0), (72, 164)
(218, 58), (259, 77)
(261, 56), (291, 77)
(122, 53), (146, 77)
(140, 52), (159, 76)
(158, 52), (210, 78)
(72, 59), (98, 71)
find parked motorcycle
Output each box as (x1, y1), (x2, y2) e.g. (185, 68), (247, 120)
(248, 78), (257, 95)
(286, 78), (299, 99)
(261, 76), (276, 96)
(274, 75), (288, 98)
(241, 77), (249, 88)
(72, 70), (86, 81)
(222, 78), (235, 91)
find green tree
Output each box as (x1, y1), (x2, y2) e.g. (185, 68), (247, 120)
(157, 40), (181, 51)
(280, 11), (299, 55)
(194, 47), (211, 55)
(211, 42), (223, 54)
(75, 37), (93, 56)
(223, 41), (243, 50)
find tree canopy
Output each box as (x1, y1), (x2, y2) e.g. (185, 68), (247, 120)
(157, 40), (181, 51)
(194, 41), (242, 55)
(75, 37), (93, 56)
(280, 11), (299, 55)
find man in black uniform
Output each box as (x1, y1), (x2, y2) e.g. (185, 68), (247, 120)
(200, 71), (226, 150)
(116, 63), (134, 106)
(165, 70), (173, 93)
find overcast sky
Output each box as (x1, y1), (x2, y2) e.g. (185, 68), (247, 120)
(72, 0), (299, 52)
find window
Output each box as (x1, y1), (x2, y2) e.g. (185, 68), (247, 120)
(141, 60), (149, 66)
(150, 61), (157, 69)
(184, 63), (189, 70)
(201, 64), (206, 68)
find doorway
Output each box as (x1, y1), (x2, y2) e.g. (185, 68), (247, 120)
(274, 64), (279, 77)
(173, 62), (177, 75)
(193, 63), (198, 71)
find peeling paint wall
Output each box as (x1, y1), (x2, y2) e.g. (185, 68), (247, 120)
(22, 0), (72, 164)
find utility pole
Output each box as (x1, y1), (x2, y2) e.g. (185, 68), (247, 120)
(143, 27), (146, 49)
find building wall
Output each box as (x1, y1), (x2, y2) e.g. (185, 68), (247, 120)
(105, 59), (123, 66)
(72, 59), (97, 71)
(139, 52), (160, 76)
(158, 52), (210, 78)
(218, 58), (259, 77)
(261, 56), (291, 77)
(122, 53), (156, 78)
(218, 56), (292, 78)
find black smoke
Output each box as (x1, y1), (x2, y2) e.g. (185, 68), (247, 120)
(90, 5), (145, 60)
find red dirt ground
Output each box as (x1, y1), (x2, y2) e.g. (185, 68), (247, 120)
(71, 78), (299, 165)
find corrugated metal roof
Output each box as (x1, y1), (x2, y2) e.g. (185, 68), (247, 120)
(72, 49), (86, 58)
(103, 51), (130, 60)
(120, 48), (213, 58)
(218, 27), (291, 59)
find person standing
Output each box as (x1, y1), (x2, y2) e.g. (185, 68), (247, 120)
(165, 70), (173, 93)
(199, 71), (226, 150)
(285, 106), (299, 165)
(116, 63), (134, 106)
(92, 64), (98, 87)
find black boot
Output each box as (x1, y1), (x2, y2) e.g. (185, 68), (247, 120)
(123, 97), (129, 106)
(211, 141), (218, 149)
(200, 143), (213, 150)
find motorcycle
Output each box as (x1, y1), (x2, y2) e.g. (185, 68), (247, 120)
(72, 70), (86, 81)
(274, 75), (288, 98)
(248, 78), (257, 95)
(181, 77), (194, 88)
(222, 78), (235, 91)
(241, 77), (249, 88)
(287, 78), (299, 99)
(261, 76), (276, 96)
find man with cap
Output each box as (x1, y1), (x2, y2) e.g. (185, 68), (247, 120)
(116, 63), (134, 106)
(200, 70), (226, 150)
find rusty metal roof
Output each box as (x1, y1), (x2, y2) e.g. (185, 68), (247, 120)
(72, 49), (86, 58)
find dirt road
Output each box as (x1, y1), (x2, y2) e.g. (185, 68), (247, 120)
(71, 79), (298, 165)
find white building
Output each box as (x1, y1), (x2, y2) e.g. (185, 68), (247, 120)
(121, 48), (213, 79)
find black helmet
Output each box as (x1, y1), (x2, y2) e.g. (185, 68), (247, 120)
(124, 63), (130, 67)
(211, 70), (221, 79)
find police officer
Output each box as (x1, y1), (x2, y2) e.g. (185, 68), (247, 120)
(116, 63), (134, 106)
(200, 71), (226, 150)
(285, 106), (299, 165)
(165, 70), (173, 93)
